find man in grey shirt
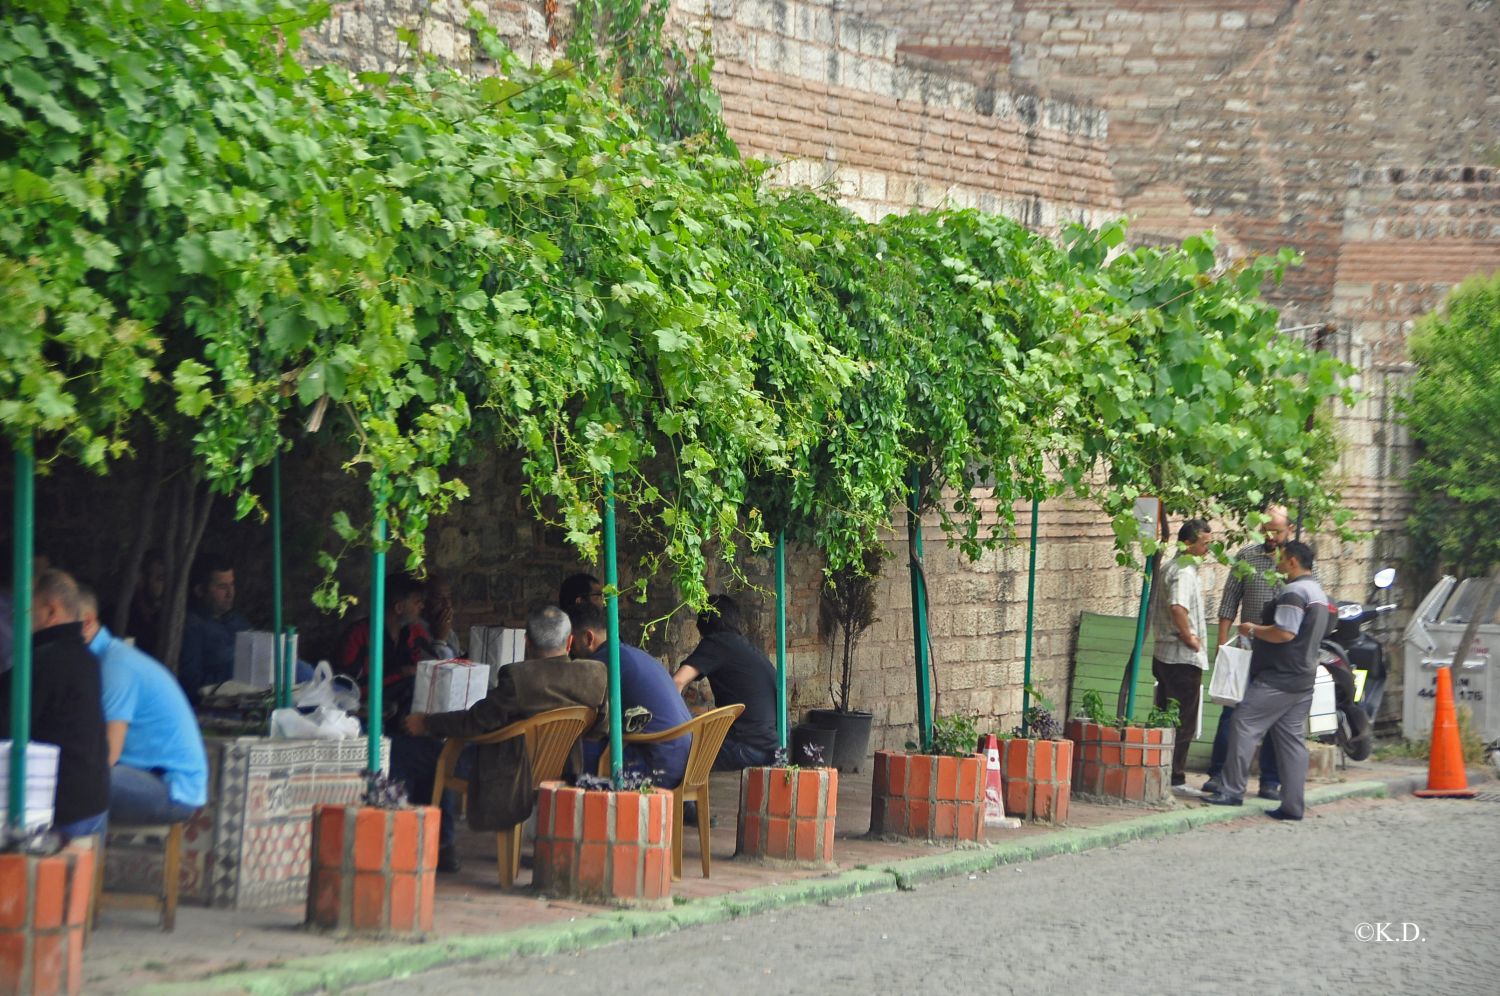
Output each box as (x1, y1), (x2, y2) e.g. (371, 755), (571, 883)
(1202, 541), (1331, 820)
(1203, 505), (1289, 797)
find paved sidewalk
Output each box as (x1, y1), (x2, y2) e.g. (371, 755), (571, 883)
(85, 757), (1456, 995)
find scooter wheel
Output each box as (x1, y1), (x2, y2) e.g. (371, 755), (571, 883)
(1339, 706), (1374, 762)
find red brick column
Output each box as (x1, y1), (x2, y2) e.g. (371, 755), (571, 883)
(533, 781), (672, 906)
(306, 804), (440, 934)
(1066, 720), (1174, 805)
(0, 839), (93, 996)
(998, 738), (1073, 823)
(869, 751), (984, 842)
(736, 766), (837, 864)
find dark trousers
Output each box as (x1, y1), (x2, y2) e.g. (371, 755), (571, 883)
(1151, 658), (1202, 783)
(389, 734), (461, 849)
(711, 733), (777, 772)
(1208, 705), (1281, 787)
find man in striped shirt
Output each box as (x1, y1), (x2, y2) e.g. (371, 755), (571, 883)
(1201, 505), (1290, 798)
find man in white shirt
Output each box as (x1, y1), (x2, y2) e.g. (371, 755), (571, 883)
(1151, 519), (1212, 796)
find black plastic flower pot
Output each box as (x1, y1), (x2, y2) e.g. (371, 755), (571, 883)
(805, 708), (873, 773)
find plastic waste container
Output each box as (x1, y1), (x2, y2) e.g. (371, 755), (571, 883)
(1402, 576), (1500, 744)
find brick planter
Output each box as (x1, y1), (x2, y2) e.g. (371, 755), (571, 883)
(0, 840), (94, 995)
(1066, 719), (1174, 804)
(533, 781), (672, 906)
(998, 738), (1073, 823)
(736, 766), (837, 865)
(306, 804), (440, 935)
(869, 751), (984, 842)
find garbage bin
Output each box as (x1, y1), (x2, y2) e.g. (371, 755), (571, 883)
(1402, 576), (1500, 744)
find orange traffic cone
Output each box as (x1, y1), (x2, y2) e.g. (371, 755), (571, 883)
(1414, 666), (1477, 799)
(977, 734), (1020, 829)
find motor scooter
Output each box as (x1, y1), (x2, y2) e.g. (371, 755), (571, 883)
(1316, 568), (1398, 761)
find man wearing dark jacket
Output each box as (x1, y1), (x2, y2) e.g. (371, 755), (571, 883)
(673, 594), (779, 771)
(0, 569), (110, 839)
(403, 604), (606, 844)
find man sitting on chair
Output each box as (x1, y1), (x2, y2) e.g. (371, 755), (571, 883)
(403, 604), (607, 842)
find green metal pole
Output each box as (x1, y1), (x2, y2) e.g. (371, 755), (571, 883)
(1022, 497), (1039, 737)
(8, 446), (35, 829)
(907, 468), (933, 752)
(603, 472), (624, 787)
(774, 530), (788, 753)
(271, 450), (286, 708)
(367, 489), (387, 775)
(1124, 559), (1154, 721)
(282, 626), (297, 703)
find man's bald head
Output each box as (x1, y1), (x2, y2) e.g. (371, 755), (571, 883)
(1261, 504), (1291, 550)
(32, 569), (83, 632)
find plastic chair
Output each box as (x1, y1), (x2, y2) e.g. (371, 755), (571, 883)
(432, 705), (595, 889)
(597, 703), (744, 879)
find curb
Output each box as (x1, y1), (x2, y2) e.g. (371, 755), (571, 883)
(129, 779), (1391, 996)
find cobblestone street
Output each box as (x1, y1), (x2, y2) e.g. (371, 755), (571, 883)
(360, 796), (1500, 995)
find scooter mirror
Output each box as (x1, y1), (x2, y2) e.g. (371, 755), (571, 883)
(1373, 567), (1396, 589)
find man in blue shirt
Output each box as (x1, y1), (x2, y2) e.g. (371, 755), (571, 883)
(81, 589), (208, 824)
(176, 552), (251, 703)
(567, 602), (691, 788)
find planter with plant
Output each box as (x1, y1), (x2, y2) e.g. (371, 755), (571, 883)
(307, 772), (441, 935)
(1066, 691), (1177, 805)
(532, 774), (674, 906)
(737, 744), (838, 866)
(869, 714), (985, 842)
(805, 551), (882, 773)
(0, 828), (94, 996)
(996, 686), (1074, 823)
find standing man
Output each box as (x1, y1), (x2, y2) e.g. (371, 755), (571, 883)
(1203, 541), (1331, 820)
(79, 589), (207, 825)
(567, 602), (692, 789)
(0, 570), (109, 839)
(673, 595), (779, 771)
(177, 553), (251, 703)
(1151, 520), (1213, 797)
(1202, 505), (1290, 798)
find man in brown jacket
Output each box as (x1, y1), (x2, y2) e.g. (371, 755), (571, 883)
(403, 604), (606, 850)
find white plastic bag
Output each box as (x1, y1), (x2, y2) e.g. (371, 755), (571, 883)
(1209, 641), (1252, 706)
(294, 661), (361, 713)
(270, 705), (361, 740)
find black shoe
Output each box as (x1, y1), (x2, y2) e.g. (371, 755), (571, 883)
(1200, 792), (1243, 807)
(1200, 778), (1222, 795)
(1265, 808), (1302, 821)
(437, 844), (461, 874)
(1258, 784), (1281, 801)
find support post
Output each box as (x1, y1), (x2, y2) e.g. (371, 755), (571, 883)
(271, 450), (286, 708)
(774, 530), (789, 752)
(7, 445), (35, 829)
(603, 472), (624, 787)
(907, 468), (933, 752)
(367, 488), (387, 775)
(1124, 560), (1154, 721)
(1022, 497), (1039, 737)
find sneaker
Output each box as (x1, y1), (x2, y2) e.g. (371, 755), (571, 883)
(1200, 778), (1222, 795)
(1200, 792), (1243, 807)
(1171, 784), (1205, 798)
(1265, 808), (1302, 821)
(1257, 784), (1282, 801)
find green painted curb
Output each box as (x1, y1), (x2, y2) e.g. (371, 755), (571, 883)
(131, 780), (1389, 995)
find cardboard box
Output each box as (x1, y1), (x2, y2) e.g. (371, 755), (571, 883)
(411, 659), (492, 714)
(0, 740), (61, 830)
(468, 625), (526, 686)
(234, 630), (296, 688)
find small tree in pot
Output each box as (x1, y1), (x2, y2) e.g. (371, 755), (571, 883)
(804, 548), (882, 772)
